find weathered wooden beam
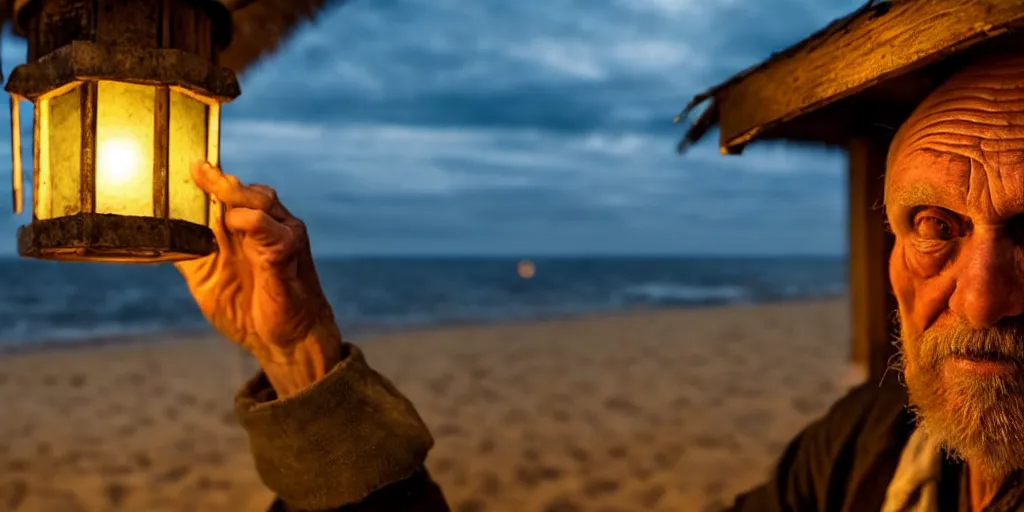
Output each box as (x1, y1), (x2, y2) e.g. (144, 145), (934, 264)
(715, 0), (1024, 153)
(848, 136), (897, 380)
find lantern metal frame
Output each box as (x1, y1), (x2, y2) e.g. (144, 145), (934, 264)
(4, 0), (241, 263)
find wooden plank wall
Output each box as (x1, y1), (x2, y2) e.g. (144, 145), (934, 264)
(848, 136), (898, 380)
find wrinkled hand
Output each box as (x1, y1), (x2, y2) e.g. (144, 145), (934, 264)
(176, 162), (342, 396)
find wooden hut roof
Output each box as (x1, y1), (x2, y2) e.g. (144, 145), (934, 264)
(677, 0), (1024, 155)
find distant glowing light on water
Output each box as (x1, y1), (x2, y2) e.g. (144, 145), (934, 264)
(518, 260), (535, 279)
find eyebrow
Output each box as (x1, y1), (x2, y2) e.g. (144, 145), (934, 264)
(886, 183), (952, 209)
(885, 148), (971, 208)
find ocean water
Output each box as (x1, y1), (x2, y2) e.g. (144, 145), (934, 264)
(0, 256), (846, 352)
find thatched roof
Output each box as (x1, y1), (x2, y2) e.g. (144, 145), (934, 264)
(0, 0), (348, 75)
(218, 0), (348, 75)
(677, 0), (1024, 155)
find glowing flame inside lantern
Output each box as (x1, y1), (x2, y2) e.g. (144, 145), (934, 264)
(97, 137), (142, 188)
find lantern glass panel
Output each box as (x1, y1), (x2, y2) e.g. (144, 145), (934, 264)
(45, 86), (83, 220)
(95, 80), (155, 216)
(34, 98), (50, 220)
(168, 89), (209, 225)
(206, 103), (221, 231)
(207, 103), (220, 167)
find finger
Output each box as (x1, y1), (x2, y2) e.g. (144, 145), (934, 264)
(224, 207), (293, 246)
(191, 162), (276, 214)
(174, 196), (231, 277)
(205, 193), (231, 250)
(246, 183), (292, 220)
(247, 184), (277, 203)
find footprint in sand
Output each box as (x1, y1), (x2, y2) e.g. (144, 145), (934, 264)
(520, 447), (541, 463)
(565, 444), (591, 465)
(132, 451), (152, 469)
(477, 438), (495, 455)
(164, 406), (180, 421)
(34, 442), (52, 457)
(607, 444), (628, 459)
(654, 443), (686, 470)
(105, 482), (129, 507)
(514, 464), (562, 488)
(543, 497), (583, 512)
(477, 472), (501, 497)
(154, 465), (190, 484)
(433, 423), (463, 438)
(2, 479), (28, 511)
(582, 478), (620, 499)
(637, 484), (665, 508)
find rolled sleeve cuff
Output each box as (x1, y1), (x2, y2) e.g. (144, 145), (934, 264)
(235, 342), (434, 510)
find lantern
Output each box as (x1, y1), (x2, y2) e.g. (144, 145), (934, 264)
(5, 0), (241, 262)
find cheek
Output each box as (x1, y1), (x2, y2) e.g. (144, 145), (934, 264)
(891, 245), (918, 334)
(890, 242), (953, 339)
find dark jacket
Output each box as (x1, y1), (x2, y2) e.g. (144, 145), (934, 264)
(234, 342), (917, 511)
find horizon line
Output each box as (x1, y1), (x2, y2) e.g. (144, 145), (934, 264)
(0, 253), (848, 261)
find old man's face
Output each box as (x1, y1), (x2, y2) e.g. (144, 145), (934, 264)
(888, 55), (1024, 476)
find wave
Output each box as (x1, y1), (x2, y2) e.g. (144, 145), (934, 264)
(618, 282), (752, 304)
(0, 256), (847, 348)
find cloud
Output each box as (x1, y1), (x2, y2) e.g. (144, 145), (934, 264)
(219, 120), (846, 255)
(0, 0), (866, 256)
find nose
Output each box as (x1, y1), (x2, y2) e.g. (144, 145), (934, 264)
(949, 233), (1024, 328)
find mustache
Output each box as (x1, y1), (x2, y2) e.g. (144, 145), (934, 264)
(919, 319), (1024, 364)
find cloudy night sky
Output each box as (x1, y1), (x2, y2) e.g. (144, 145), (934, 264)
(0, 0), (860, 257)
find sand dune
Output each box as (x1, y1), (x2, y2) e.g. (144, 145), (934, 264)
(0, 298), (865, 512)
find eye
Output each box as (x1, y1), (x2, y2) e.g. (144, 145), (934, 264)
(914, 214), (959, 241)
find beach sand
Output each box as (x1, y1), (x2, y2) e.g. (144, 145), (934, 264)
(0, 298), (867, 512)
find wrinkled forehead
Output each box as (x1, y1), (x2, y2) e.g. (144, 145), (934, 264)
(888, 54), (1024, 178)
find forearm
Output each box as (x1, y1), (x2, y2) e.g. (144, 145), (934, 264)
(259, 320), (344, 398)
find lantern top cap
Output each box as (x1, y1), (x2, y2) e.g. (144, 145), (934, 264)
(10, 0), (233, 51)
(676, 0), (1024, 156)
(4, 41), (241, 101)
